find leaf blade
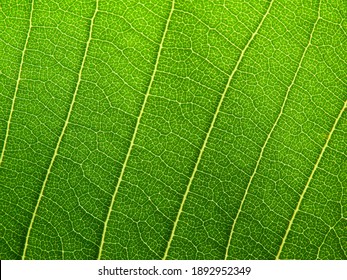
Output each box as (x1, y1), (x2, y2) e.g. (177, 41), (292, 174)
(0, 0), (346, 260)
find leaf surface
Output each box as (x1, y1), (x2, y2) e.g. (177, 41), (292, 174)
(0, 0), (346, 260)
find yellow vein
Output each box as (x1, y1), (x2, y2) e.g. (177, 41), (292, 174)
(0, 0), (35, 165)
(225, 0), (321, 260)
(163, 0), (275, 260)
(276, 101), (346, 259)
(97, 0), (175, 260)
(21, 1), (99, 260)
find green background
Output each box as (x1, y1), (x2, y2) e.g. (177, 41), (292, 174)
(0, 0), (346, 259)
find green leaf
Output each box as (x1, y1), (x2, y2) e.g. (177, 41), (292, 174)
(0, 0), (346, 260)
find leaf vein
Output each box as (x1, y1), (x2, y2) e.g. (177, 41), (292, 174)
(225, 0), (322, 260)
(0, 0), (34, 165)
(97, 0), (176, 260)
(21, 0), (99, 259)
(163, 0), (276, 260)
(276, 100), (347, 259)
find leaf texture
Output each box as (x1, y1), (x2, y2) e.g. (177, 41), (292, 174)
(0, 0), (346, 260)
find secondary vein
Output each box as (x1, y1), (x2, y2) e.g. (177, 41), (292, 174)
(97, 0), (176, 260)
(0, 0), (34, 165)
(225, 0), (322, 260)
(276, 97), (346, 259)
(21, 0), (99, 259)
(163, 0), (275, 260)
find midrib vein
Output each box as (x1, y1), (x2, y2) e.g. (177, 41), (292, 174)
(276, 98), (347, 259)
(21, 1), (99, 260)
(225, 0), (322, 260)
(97, 0), (175, 260)
(163, 0), (275, 260)
(0, 0), (34, 165)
